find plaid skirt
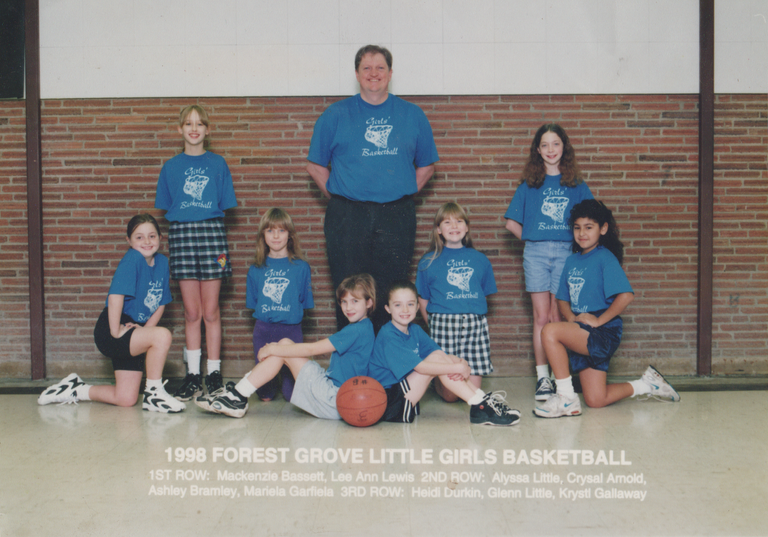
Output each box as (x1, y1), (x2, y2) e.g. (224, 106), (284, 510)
(428, 313), (493, 375)
(168, 218), (232, 280)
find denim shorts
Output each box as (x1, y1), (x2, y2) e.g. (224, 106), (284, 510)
(523, 240), (572, 294)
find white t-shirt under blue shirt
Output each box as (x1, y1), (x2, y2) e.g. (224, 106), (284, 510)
(556, 246), (633, 314)
(307, 94), (439, 203)
(155, 152), (238, 222)
(107, 249), (172, 323)
(504, 175), (593, 242)
(246, 257), (314, 325)
(416, 246), (497, 315)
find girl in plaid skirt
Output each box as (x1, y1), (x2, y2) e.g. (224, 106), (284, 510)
(415, 202), (497, 402)
(155, 105), (238, 402)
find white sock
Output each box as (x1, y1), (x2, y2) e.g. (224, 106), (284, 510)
(77, 384), (92, 401)
(630, 379), (650, 396)
(556, 376), (575, 397)
(186, 348), (202, 375)
(536, 365), (550, 380)
(467, 389), (486, 406)
(146, 378), (163, 390)
(207, 359), (221, 374)
(235, 377), (257, 398)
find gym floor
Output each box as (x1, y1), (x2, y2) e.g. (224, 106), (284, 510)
(1, 376), (766, 537)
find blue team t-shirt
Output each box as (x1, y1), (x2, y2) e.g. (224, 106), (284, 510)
(246, 257), (314, 325)
(307, 94), (439, 203)
(504, 175), (593, 242)
(556, 246), (633, 314)
(106, 249), (172, 323)
(155, 151), (238, 222)
(325, 318), (375, 387)
(416, 247), (497, 315)
(369, 322), (440, 389)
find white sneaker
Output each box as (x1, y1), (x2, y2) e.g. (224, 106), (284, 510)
(640, 366), (681, 402)
(143, 382), (186, 413)
(38, 373), (87, 405)
(534, 393), (582, 418)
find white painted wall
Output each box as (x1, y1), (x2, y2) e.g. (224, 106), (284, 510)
(38, 0), (767, 98)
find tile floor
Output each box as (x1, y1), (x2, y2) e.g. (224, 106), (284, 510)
(1, 378), (766, 537)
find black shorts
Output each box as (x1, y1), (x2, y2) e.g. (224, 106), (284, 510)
(93, 308), (146, 372)
(382, 379), (420, 423)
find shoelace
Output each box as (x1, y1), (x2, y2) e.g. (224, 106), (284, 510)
(485, 391), (514, 415)
(57, 395), (79, 406)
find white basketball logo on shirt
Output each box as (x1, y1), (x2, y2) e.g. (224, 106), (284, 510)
(541, 196), (570, 223)
(263, 277), (290, 304)
(365, 124), (393, 149)
(568, 276), (585, 306)
(183, 174), (210, 201)
(143, 284), (163, 314)
(447, 266), (474, 292)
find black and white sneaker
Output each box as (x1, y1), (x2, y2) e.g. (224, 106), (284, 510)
(143, 383), (186, 413)
(470, 391), (521, 426)
(205, 370), (224, 395)
(173, 373), (202, 401)
(194, 381), (235, 411)
(203, 386), (249, 418)
(38, 373), (87, 405)
(535, 377), (555, 401)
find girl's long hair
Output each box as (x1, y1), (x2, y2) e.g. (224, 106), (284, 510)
(421, 202), (473, 269)
(253, 208), (304, 267)
(569, 199), (624, 265)
(521, 123), (583, 189)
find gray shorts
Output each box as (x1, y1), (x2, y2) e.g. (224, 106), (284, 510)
(290, 361), (341, 420)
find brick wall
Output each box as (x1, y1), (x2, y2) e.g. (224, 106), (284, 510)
(0, 101), (28, 376)
(0, 94), (765, 379)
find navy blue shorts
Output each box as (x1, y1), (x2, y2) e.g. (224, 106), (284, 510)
(568, 315), (623, 373)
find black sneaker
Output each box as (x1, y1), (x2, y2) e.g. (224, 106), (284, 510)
(173, 373), (202, 401)
(208, 386), (249, 418)
(470, 391), (521, 426)
(205, 370), (224, 395)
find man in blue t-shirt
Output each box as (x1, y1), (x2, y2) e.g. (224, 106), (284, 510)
(307, 45), (439, 333)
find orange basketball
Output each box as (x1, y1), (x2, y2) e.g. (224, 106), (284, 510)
(336, 376), (387, 427)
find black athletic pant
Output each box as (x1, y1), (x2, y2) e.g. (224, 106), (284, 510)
(324, 194), (416, 333)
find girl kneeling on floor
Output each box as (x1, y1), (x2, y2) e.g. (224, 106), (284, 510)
(39, 214), (183, 413)
(534, 200), (679, 418)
